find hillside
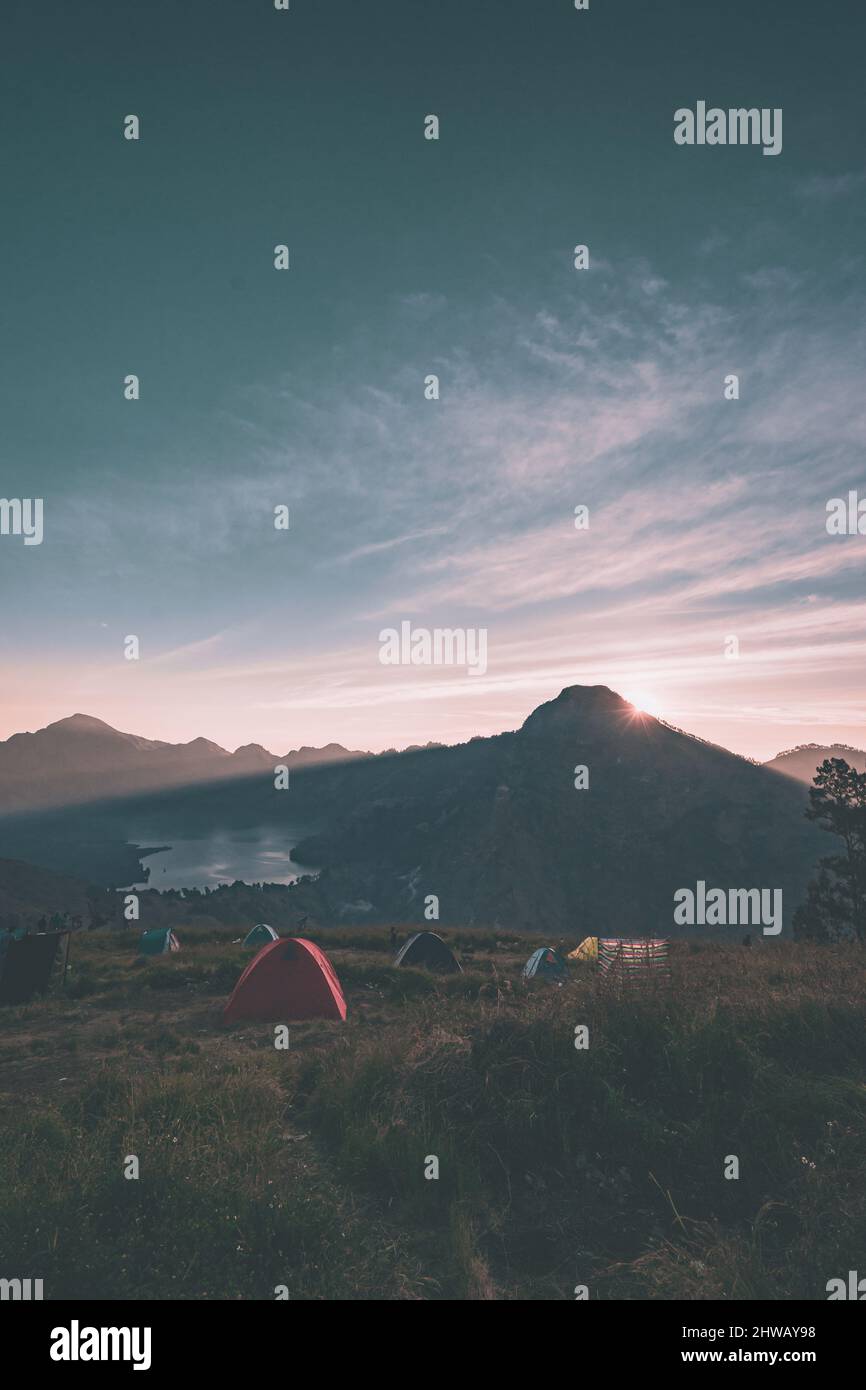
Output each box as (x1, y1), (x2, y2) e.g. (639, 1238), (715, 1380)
(1, 927), (864, 1300)
(0, 857), (100, 926)
(765, 743), (866, 783)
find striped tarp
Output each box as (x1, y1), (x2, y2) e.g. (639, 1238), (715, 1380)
(597, 938), (670, 990)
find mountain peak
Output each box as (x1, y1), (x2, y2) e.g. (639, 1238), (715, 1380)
(182, 737), (229, 756)
(49, 713), (118, 733)
(557, 684), (630, 709)
(521, 684), (632, 734)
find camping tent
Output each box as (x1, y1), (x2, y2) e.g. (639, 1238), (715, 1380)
(0, 931), (69, 1005)
(223, 937), (347, 1023)
(523, 946), (568, 982)
(568, 936), (598, 962)
(393, 931), (462, 973)
(598, 938), (670, 990)
(139, 928), (180, 957)
(243, 923), (279, 947)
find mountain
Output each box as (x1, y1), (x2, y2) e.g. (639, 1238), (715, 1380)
(764, 743), (866, 784)
(280, 685), (824, 935)
(0, 687), (827, 935)
(0, 713), (370, 813)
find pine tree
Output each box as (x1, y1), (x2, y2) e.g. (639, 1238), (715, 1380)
(794, 758), (866, 942)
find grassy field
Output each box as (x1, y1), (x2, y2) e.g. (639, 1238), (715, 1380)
(1, 927), (865, 1300)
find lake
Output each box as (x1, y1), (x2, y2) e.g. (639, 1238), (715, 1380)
(127, 826), (317, 890)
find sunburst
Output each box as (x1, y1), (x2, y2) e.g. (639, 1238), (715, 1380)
(623, 688), (663, 719)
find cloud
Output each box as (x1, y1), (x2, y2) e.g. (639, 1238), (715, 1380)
(7, 257), (866, 759)
(329, 526), (449, 567)
(797, 171), (866, 200)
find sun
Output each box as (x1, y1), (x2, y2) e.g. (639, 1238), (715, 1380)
(623, 688), (664, 718)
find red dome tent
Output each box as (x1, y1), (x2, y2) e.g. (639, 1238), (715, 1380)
(223, 937), (347, 1024)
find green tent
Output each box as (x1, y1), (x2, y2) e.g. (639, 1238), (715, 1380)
(139, 928), (180, 957)
(243, 923), (279, 947)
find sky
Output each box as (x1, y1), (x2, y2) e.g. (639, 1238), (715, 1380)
(1, 0), (865, 761)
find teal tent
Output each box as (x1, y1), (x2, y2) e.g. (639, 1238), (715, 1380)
(523, 947), (567, 982)
(243, 923), (279, 947)
(139, 928), (180, 957)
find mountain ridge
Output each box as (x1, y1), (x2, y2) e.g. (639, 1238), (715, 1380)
(0, 687), (832, 935)
(0, 714), (374, 813)
(764, 743), (866, 783)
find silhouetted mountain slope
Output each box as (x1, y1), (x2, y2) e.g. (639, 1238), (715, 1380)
(764, 743), (866, 783)
(0, 688), (826, 936)
(285, 686), (824, 935)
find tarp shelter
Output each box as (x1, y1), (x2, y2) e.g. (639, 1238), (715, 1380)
(223, 937), (347, 1023)
(243, 923), (279, 947)
(393, 931), (462, 973)
(568, 937), (598, 961)
(598, 938), (670, 990)
(0, 931), (69, 1005)
(139, 928), (180, 957)
(523, 947), (568, 981)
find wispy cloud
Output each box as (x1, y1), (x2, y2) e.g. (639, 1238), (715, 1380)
(6, 260), (866, 760)
(797, 171), (866, 200)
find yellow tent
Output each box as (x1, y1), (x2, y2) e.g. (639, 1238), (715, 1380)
(568, 936), (598, 961)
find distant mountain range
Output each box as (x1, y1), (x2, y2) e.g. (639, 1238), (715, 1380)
(763, 743), (866, 783)
(0, 712), (376, 813)
(0, 686), (830, 937)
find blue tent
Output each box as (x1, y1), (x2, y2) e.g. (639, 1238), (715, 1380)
(139, 928), (180, 957)
(243, 923), (279, 947)
(523, 947), (568, 982)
